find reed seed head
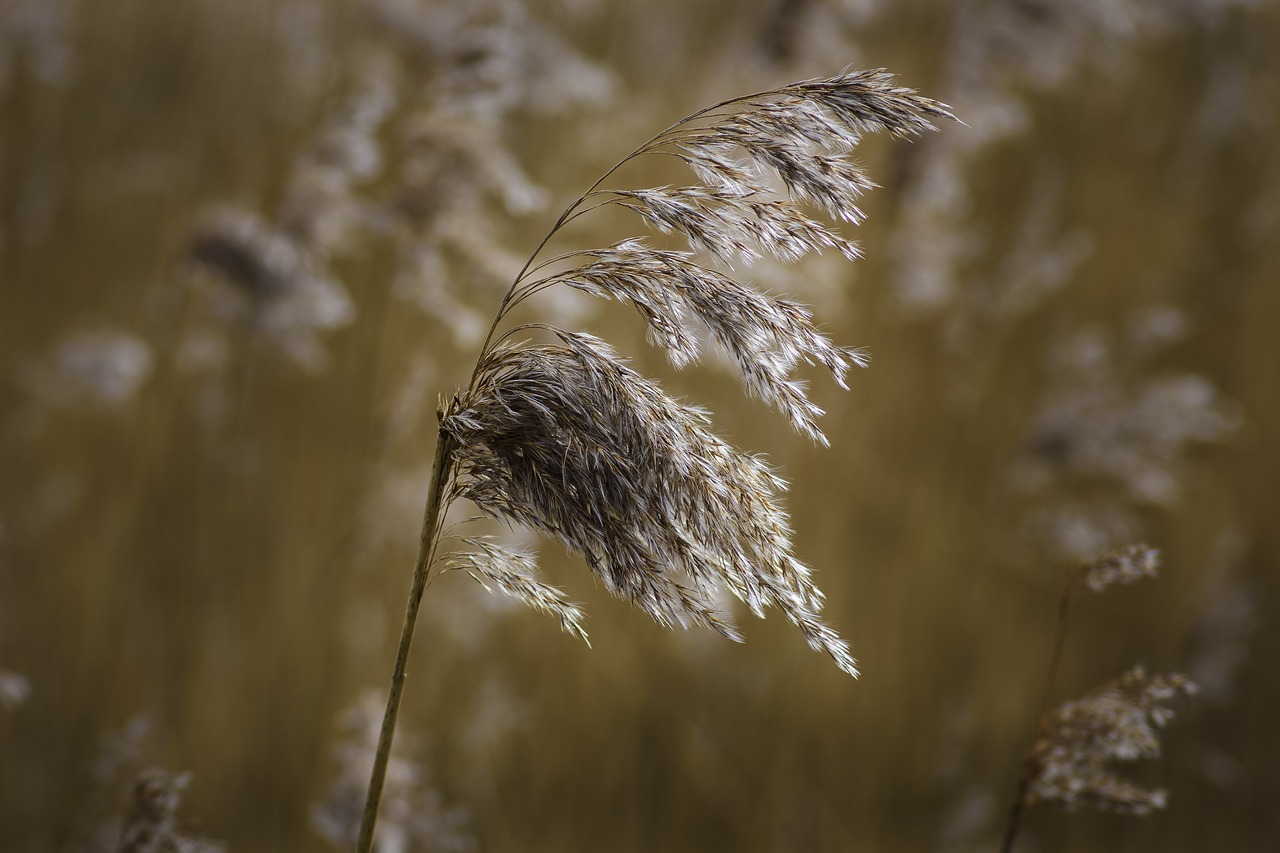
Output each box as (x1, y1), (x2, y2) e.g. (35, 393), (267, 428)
(437, 68), (957, 676)
(444, 331), (856, 676)
(115, 769), (225, 853)
(447, 537), (590, 645)
(1025, 666), (1196, 815)
(1081, 544), (1161, 593)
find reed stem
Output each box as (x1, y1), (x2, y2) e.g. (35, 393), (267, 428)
(355, 423), (455, 853)
(998, 570), (1081, 853)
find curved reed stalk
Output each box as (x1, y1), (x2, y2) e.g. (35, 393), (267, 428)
(356, 68), (955, 852)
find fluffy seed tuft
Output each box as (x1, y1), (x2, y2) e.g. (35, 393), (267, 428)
(444, 331), (857, 676)
(436, 68), (956, 675)
(1082, 544), (1161, 593)
(1024, 667), (1196, 814)
(447, 538), (590, 645)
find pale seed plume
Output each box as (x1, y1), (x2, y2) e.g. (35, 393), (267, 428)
(1024, 666), (1196, 815)
(447, 537), (590, 645)
(358, 64), (955, 850)
(432, 68), (956, 677)
(444, 331), (856, 675)
(1081, 544), (1161, 594)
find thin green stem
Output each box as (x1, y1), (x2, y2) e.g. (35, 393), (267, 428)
(355, 424), (455, 853)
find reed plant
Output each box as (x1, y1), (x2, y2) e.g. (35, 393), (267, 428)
(4, 1), (1273, 849)
(998, 545), (1197, 853)
(354, 68), (956, 851)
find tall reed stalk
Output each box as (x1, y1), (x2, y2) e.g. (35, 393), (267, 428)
(355, 430), (454, 853)
(354, 69), (955, 852)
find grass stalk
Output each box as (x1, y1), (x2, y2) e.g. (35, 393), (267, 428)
(355, 422), (455, 853)
(998, 569), (1081, 853)
(351, 68), (953, 850)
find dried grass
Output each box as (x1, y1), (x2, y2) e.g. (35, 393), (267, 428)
(437, 69), (954, 674)
(357, 67), (955, 850)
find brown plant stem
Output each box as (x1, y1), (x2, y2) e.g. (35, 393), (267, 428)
(355, 421), (455, 853)
(998, 568), (1082, 853)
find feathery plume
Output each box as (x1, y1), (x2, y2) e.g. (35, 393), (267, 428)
(1081, 544), (1161, 593)
(114, 770), (225, 853)
(0, 669), (28, 712)
(431, 68), (954, 672)
(359, 67), (955, 850)
(444, 330), (857, 675)
(17, 329), (153, 414)
(1024, 667), (1196, 815)
(446, 538), (590, 645)
(529, 239), (868, 442)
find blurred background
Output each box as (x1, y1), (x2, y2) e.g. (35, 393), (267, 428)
(2, 0), (1278, 850)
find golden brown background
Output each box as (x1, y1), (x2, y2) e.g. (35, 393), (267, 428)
(2, 0), (1278, 850)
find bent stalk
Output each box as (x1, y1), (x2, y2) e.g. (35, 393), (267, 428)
(351, 68), (954, 851)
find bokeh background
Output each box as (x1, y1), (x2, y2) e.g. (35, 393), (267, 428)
(2, 0), (1278, 850)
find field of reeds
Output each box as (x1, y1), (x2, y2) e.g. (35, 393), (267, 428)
(3, 1), (1279, 850)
